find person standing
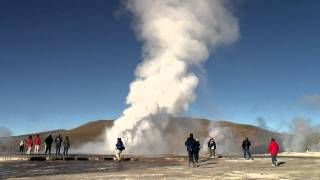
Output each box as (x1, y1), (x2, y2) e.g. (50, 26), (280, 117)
(208, 137), (216, 158)
(63, 136), (70, 156)
(115, 138), (125, 161)
(26, 136), (33, 155)
(55, 134), (62, 155)
(45, 134), (53, 155)
(268, 138), (280, 166)
(194, 139), (201, 165)
(242, 137), (253, 160)
(19, 139), (25, 153)
(34, 134), (41, 154)
(185, 133), (196, 167)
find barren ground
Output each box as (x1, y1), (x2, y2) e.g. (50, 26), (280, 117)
(1, 156), (320, 180)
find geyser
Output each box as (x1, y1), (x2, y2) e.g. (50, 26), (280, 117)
(106, 0), (239, 154)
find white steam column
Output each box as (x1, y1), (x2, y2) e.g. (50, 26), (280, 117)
(106, 0), (239, 154)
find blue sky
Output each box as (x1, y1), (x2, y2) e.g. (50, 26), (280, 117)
(1, 0), (320, 135)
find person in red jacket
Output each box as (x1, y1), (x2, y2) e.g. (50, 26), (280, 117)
(268, 138), (280, 166)
(34, 134), (41, 154)
(26, 136), (33, 155)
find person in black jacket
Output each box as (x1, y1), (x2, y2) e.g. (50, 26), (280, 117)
(45, 134), (53, 155)
(185, 133), (196, 167)
(194, 139), (201, 165)
(208, 137), (216, 158)
(242, 137), (253, 160)
(115, 138), (125, 161)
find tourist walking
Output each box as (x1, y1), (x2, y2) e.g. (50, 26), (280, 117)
(115, 138), (125, 160)
(34, 134), (41, 154)
(208, 137), (216, 158)
(45, 134), (53, 155)
(63, 136), (70, 156)
(55, 134), (62, 155)
(19, 139), (25, 153)
(26, 136), (33, 155)
(268, 138), (280, 166)
(185, 133), (196, 167)
(242, 137), (253, 160)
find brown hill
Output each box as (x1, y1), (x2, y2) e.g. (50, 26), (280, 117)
(0, 118), (281, 154)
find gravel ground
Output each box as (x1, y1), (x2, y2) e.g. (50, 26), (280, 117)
(2, 157), (320, 179)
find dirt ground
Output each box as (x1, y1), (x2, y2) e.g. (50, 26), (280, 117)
(2, 156), (320, 180)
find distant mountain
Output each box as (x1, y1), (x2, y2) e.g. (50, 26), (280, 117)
(0, 118), (282, 154)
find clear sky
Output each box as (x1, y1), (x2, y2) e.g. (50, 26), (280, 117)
(1, 0), (320, 135)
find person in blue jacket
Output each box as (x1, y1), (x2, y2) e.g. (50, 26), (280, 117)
(185, 133), (196, 167)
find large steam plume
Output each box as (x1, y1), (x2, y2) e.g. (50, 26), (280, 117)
(106, 0), (239, 154)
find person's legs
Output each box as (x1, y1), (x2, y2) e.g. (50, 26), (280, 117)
(194, 151), (199, 163)
(191, 151), (195, 166)
(187, 150), (194, 166)
(63, 147), (66, 156)
(58, 145), (61, 154)
(247, 149), (252, 159)
(274, 155), (278, 166)
(19, 146), (23, 152)
(66, 147), (69, 156)
(209, 148), (213, 157)
(34, 145), (38, 154)
(27, 147), (31, 155)
(119, 150), (122, 159)
(271, 155), (278, 166)
(115, 151), (119, 160)
(213, 149), (216, 158)
(45, 146), (48, 154)
(48, 146), (51, 155)
(243, 149), (247, 159)
(188, 151), (193, 162)
(115, 150), (121, 160)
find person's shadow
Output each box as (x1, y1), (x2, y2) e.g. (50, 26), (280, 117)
(278, 162), (286, 166)
(196, 158), (218, 167)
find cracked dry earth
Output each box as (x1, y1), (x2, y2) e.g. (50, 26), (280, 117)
(2, 157), (320, 179)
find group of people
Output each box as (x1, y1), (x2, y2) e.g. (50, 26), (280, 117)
(185, 134), (280, 167)
(19, 134), (42, 154)
(113, 134), (280, 167)
(19, 134), (71, 156)
(241, 137), (280, 166)
(18, 132), (280, 167)
(184, 133), (201, 167)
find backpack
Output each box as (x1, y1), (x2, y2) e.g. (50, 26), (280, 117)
(117, 141), (125, 151)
